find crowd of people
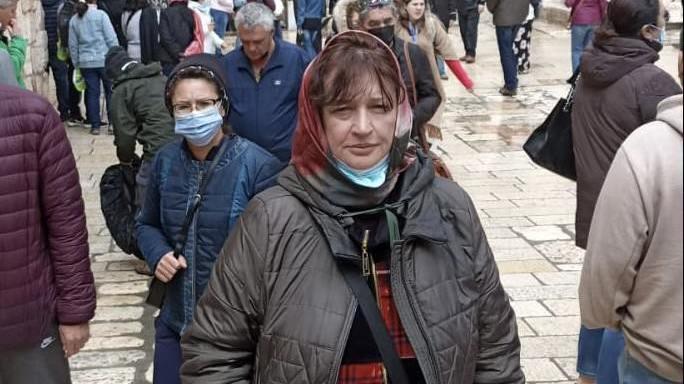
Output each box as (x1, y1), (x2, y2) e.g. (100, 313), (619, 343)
(0, 0), (683, 383)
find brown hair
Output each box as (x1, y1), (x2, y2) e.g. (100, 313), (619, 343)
(594, 0), (661, 44)
(398, 0), (429, 32)
(345, 0), (364, 30)
(307, 32), (406, 114)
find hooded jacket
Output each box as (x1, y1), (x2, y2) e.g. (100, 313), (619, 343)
(109, 61), (175, 163)
(180, 31), (523, 384)
(579, 94), (683, 382)
(571, 37), (682, 248)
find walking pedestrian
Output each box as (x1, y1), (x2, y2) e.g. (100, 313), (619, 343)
(56, 0), (87, 126)
(188, 0), (229, 54)
(121, 0), (161, 64)
(0, 0), (26, 87)
(158, 0), (195, 76)
(455, 0), (484, 63)
(486, 0), (530, 96)
(566, 0), (607, 73)
(68, 0), (119, 135)
(579, 92), (683, 384)
(571, 1), (682, 383)
(210, 0), (234, 52)
(353, 0), (441, 140)
(135, 54), (282, 384)
(513, 3), (535, 74)
(396, 0), (474, 140)
(0, 84), (95, 384)
(221, 2), (310, 163)
(180, 30), (524, 384)
(296, 0), (325, 57)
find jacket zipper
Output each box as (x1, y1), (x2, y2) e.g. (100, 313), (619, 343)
(191, 168), (204, 314)
(396, 241), (441, 384)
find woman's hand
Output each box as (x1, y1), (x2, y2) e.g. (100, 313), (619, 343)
(59, 323), (90, 358)
(155, 252), (188, 282)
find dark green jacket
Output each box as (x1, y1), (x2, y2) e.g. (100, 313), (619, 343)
(110, 62), (175, 163)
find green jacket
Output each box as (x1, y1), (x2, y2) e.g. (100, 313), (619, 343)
(110, 62), (175, 163)
(0, 35), (27, 88)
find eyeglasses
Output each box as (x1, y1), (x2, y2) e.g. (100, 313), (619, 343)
(172, 98), (221, 116)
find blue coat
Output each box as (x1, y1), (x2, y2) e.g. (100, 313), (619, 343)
(296, 0), (325, 29)
(222, 39), (311, 163)
(136, 135), (282, 333)
(68, 7), (119, 68)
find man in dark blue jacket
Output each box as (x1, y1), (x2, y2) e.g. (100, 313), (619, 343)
(221, 2), (311, 163)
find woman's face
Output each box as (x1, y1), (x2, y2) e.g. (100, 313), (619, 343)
(171, 78), (224, 117)
(348, 11), (360, 30)
(322, 79), (396, 170)
(406, 0), (425, 22)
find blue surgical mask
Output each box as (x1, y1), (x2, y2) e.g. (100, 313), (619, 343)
(658, 27), (666, 44)
(334, 156), (390, 188)
(174, 105), (223, 147)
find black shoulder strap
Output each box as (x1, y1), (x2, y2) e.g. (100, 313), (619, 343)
(335, 260), (411, 384)
(172, 138), (229, 257)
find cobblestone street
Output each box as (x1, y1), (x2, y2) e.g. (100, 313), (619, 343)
(65, 16), (682, 384)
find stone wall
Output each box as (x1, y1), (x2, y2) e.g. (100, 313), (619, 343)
(16, 0), (50, 98)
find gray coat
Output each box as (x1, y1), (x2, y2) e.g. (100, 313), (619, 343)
(180, 155), (524, 384)
(486, 0), (530, 26)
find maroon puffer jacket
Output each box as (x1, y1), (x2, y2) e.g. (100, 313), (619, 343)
(0, 85), (95, 349)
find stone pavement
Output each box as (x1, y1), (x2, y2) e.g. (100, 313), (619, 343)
(65, 17), (682, 384)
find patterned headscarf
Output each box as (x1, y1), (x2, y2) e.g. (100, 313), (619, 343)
(290, 30), (415, 209)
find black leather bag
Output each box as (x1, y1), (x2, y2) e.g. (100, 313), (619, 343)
(523, 74), (578, 181)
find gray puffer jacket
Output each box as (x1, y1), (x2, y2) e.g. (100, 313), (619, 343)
(180, 154), (524, 384)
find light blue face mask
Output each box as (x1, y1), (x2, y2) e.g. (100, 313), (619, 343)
(334, 156), (390, 189)
(174, 105), (223, 147)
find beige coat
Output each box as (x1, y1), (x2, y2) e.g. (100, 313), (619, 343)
(395, 14), (460, 131)
(579, 95), (683, 382)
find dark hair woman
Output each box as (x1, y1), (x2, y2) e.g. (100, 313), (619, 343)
(572, 0), (682, 383)
(180, 31), (523, 384)
(135, 54), (283, 384)
(68, 0), (119, 134)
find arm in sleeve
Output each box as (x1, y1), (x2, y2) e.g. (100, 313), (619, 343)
(39, 105), (95, 325)
(637, 71), (683, 122)
(296, 0), (305, 26)
(68, 20), (79, 66)
(433, 21), (474, 90)
(251, 154), (284, 195)
(110, 87), (138, 164)
(579, 147), (647, 330)
(464, 193), (524, 383)
(411, 47), (442, 133)
(181, 198), (269, 383)
(135, 155), (174, 271)
(158, 11), (184, 59)
(486, 0), (498, 13)
(102, 12), (119, 49)
(5, 36), (27, 80)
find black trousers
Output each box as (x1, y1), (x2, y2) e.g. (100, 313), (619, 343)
(457, 8), (480, 56)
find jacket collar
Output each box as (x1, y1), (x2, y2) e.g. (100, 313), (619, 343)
(236, 38), (284, 78)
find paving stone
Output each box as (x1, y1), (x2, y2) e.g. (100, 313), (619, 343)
(528, 214), (576, 225)
(489, 237), (533, 250)
(554, 357), (580, 380)
(480, 217), (535, 228)
(71, 367), (135, 384)
(557, 263), (583, 271)
(97, 295), (144, 306)
(510, 300), (552, 317)
(94, 253), (134, 263)
(512, 225), (571, 242)
(92, 306), (144, 322)
(535, 241), (585, 264)
(526, 316), (580, 336)
(107, 260), (138, 271)
(507, 285), (578, 301)
(70, 350), (146, 369)
(520, 358), (569, 381)
(83, 336), (145, 351)
(470, 199), (517, 209)
(485, 206), (576, 218)
(90, 262), (107, 272)
(90, 322), (144, 337)
(93, 271), (151, 283)
(520, 335), (578, 358)
(146, 364), (153, 383)
(543, 299), (580, 316)
(517, 319), (535, 337)
(98, 281), (149, 296)
(492, 190), (575, 200)
(482, 227), (519, 239)
(500, 273), (541, 288)
(492, 248), (546, 261)
(510, 198), (576, 208)
(497, 259), (557, 274)
(534, 271), (580, 286)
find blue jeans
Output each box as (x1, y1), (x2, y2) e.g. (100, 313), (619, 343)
(49, 55), (82, 120)
(571, 24), (596, 73)
(619, 350), (676, 384)
(81, 67), (112, 130)
(436, 55), (446, 77)
(299, 29), (320, 58)
(153, 318), (182, 384)
(495, 25), (519, 90)
(577, 326), (625, 383)
(210, 9), (230, 56)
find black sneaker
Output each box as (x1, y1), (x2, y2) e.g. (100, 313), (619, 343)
(90, 128), (101, 135)
(66, 116), (85, 127)
(498, 86), (518, 97)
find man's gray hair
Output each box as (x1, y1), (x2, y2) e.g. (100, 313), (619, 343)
(358, 2), (398, 23)
(0, 0), (18, 9)
(235, 2), (275, 31)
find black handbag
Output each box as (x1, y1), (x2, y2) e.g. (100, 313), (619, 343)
(523, 73), (579, 181)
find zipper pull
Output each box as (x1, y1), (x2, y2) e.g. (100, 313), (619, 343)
(361, 229), (370, 277)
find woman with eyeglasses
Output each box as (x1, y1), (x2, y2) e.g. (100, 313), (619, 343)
(135, 54), (283, 384)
